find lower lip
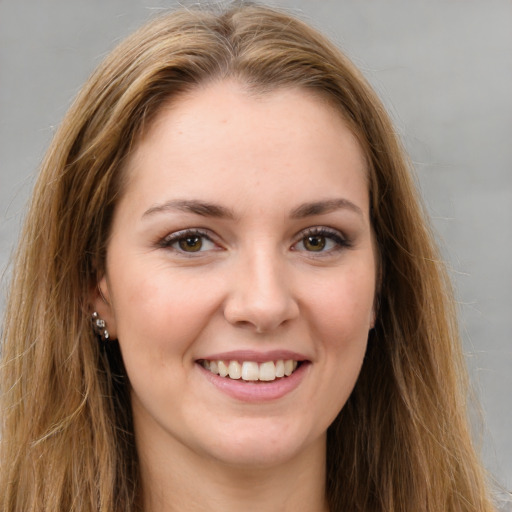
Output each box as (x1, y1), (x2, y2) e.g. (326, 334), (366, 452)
(197, 362), (310, 402)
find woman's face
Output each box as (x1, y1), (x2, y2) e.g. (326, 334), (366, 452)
(96, 81), (376, 469)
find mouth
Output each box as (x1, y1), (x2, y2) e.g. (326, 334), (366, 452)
(198, 359), (302, 382)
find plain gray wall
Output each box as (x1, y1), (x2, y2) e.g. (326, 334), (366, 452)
(1, 0), (511, 494)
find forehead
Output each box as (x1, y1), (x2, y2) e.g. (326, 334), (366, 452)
(120, 80), (369, 217)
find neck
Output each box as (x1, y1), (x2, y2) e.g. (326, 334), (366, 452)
(138, 433), (329, 512)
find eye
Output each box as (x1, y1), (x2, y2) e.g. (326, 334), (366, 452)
(303, 234), (329, 252)
(177, 235), (204, 252)
(159, 229), (217, 254)
(293, 228), (350, 253)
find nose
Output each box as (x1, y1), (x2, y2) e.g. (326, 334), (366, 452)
(223, 249), (299, 333)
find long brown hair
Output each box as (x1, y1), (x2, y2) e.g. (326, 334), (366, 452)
(0, 3), (495, 511)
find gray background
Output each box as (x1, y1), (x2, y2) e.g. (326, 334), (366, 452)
(1, 0), (511, 494)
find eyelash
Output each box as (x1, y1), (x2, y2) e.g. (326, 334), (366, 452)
(158, 229), (217, 253)
(294, 227), (352, 255)
(157, 227), (351, 255)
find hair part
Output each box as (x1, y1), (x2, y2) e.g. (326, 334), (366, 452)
(1, 3), (494, 511)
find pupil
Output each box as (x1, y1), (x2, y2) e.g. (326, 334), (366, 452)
(179, 236), (202, 252)
(305, 235), (325, 251)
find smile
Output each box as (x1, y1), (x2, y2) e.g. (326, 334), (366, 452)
(200, 359), (300, 382)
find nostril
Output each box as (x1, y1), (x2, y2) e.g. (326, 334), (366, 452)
(223, 294), (300, 333)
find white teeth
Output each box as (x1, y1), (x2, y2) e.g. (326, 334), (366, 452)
(259, 361), (276, 381)
(241, 361), (259, 381)
(218, 360), (229, 377)
(275, 359), (285, 378)
(228, 361), (242, 379)
(284, 359), (294, 376)
(201, 358), (300, 381)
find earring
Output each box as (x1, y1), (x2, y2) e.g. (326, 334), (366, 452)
(91, 311), (110, 341)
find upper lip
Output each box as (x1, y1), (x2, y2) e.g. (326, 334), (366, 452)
(197, 350), (310, 363)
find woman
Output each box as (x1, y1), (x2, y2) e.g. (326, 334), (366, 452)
(0, 3), (496, 511)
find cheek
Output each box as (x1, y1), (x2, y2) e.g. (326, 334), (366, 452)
(311, 276), (373, 412)
(111, 264), (230, 369)
(306, 266), (375, 339)
(303, 266), (374, 404)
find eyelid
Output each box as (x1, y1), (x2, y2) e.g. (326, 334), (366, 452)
(156, 226), (351, 255)
(158, 228), (220, 253)
(292, 226), (352, 253)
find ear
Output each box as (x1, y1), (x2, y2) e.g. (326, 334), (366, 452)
(91, 275), (118, 340)
(369, 291), (381, 330)
(369, 308), (377, 330)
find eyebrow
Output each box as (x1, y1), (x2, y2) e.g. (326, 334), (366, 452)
(142, 197), (364, 220)
(290, 198), (364, 219)
(143, 199), (236, 219)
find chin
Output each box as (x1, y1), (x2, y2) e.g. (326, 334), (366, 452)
(196, 417), (326, 470)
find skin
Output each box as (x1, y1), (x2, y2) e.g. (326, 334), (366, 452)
(94, 80), (377, 512)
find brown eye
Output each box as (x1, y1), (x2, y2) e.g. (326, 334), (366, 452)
(178, 236), (203, 252)
(293, 228), (349, 254)
(160, 229), (217, 254)
(303, 235), (326, 251)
